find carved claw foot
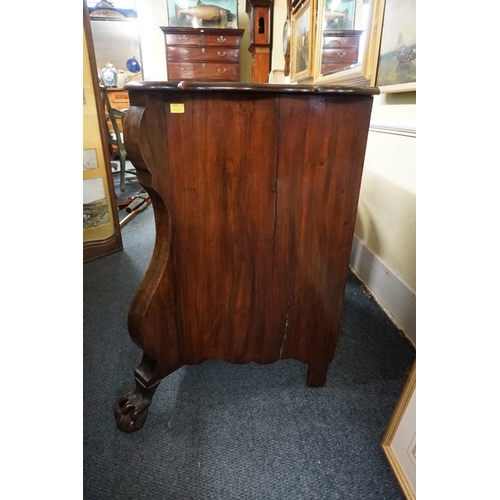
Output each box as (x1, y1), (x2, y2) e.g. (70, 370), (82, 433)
(115, 390), (153, 433)
(115, 353), (165, 433)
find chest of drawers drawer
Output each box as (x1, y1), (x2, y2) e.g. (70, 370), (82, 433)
(166, 46), (240, 63)
(167, 62), (239, 81)
(322, 48), (359, 65)
(323, 36), (360, 50)
(203, 34), (241, 47)
(165, 33), (203, 46)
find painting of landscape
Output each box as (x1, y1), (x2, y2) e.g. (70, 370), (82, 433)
(376, 0), (416, 90)
(83, 178), (110, 230)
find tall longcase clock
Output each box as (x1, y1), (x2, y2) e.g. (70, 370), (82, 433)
(246, 0), (273, 83)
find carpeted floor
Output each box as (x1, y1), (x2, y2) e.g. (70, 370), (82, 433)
(83, 171), (416, 499)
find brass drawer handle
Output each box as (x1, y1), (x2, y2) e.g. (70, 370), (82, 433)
(180, 35), (189, 42)
(336, 52), (346, 58)
(180, 49), (190, 55)
(337, 38), (346, 45)
(218, 68), (227, 74)
(217, 36), (227, 43)
(181, 67), (191, 72)
(217, 51), (227, 56)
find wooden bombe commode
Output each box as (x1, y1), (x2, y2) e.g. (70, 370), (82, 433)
(115, 81), (378, 433)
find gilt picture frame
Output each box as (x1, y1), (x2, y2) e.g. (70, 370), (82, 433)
(374, 0), (416, 92)
(166, 0), (239, 28)
(381, 362), (416, 500)
(313, 0), (385, 86)
(290, 0), (316, 82)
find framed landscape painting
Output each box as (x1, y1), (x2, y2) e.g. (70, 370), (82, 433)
(375, 0), (416, 92)
(290, 0), (314, 82)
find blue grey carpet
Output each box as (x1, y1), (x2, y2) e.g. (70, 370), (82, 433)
(83, 176), (415, 499)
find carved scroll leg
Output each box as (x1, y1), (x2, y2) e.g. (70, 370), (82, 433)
(306, 361), (329, 388)
(115, 353), (165, 433)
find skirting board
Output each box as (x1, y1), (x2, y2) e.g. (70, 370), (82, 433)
(349, 236), (416, 347)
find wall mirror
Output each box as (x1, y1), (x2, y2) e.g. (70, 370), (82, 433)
(313, 0), (384, 86)
(88, 1), (143, 86)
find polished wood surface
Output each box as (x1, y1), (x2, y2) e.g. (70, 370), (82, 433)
(115, 81), (378, 432)
(249, 46), (271, 83)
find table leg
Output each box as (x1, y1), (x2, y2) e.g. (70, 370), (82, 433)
(115, 353), (165, 433)
(306, 361), (329, 388)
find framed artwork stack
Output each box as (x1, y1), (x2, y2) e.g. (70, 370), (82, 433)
(288, 0), (416, 92)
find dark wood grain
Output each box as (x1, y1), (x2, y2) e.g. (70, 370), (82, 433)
(116, 82), (377, 431)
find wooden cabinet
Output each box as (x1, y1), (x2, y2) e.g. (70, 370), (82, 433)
(114, 81), (379, 433)
(321, 30), (363, 74)
(160, 27), (244, 81)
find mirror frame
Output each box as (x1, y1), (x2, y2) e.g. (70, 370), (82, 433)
(312, 0), (385, 86)
(90, 17), (144, 83)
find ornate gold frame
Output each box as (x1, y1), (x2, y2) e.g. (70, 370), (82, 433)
(381, 361), (416, 500)
(290, 0), (316, 82)
(313, 0), (385, 86)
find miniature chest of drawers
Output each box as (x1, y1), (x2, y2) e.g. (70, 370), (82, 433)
(321, 30), (363, 74)
(160, 27), (244, 82)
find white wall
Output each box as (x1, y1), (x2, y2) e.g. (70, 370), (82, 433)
(135, 0), (168, 80)
(352, 91), (416, 345)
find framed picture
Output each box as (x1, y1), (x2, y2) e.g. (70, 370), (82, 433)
(83, 148), (99, 171)
(83, 178), (111, 230)
(381, 362), (416, 500)
(375, 0), (416, 92)
(166, 0), (239, 28)
(290, 0), (315, 82)
(83, 3), (123, 262)
(313, 0), (385, 86)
